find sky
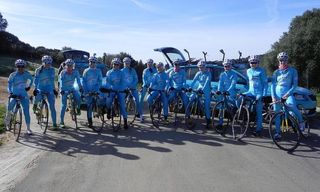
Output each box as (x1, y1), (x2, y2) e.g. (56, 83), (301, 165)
(0, 0), (319, 63)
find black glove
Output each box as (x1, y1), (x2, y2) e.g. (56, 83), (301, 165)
(188, 88), (193, 92)
(33, 89), (39, 96)
(169, 87), (175, 91)
(53, 89), (58, 97)
(25, 87), (31, 91)
(216, 91), (221, 95)
(60, 90), (65, 95)
(197, 89), (204, 94)
(125, 88), (130, 94)
(79, 87), (83, 93)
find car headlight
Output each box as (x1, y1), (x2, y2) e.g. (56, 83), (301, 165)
(294, 94), (306, 101)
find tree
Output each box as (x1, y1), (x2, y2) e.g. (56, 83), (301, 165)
(260, 8), (320, 88)
(0, 12), (8, 31)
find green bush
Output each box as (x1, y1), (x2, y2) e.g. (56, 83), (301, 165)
(0, 104), (6, 134)
(317, 93), (320, 108)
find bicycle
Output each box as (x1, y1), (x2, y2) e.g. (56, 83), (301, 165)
(184, 89), (206, 130)
(211, 91), (237, 136)
(86, 91), (105, 132)
(64, 90), (79, 129)
(148, 89), (165, 128)
(125, 88), (137, 126)
(34, 91), (50, 134)
(268, 98), (301, 152)
(7, 95), (23, 141)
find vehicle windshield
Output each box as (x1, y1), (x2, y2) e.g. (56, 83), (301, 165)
(63, 50), (89, 62)
(183, 66), (247, 85)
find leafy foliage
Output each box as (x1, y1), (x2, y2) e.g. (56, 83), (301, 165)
(260, 8), (320, 89)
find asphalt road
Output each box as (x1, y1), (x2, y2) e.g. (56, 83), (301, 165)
(1, 100), (320, 192)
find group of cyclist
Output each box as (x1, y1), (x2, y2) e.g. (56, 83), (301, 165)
(4, 51), (304, 140)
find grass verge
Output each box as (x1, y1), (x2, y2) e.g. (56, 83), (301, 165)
(317, 93), (320, 108)
(0, 104), (5, 134)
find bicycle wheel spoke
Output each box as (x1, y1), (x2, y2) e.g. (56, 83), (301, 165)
(232, 106), (249, 140)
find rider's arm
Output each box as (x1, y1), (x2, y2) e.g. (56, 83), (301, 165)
(33, 68), (40, 89)
(218, 73), (224, 91)
(203, 71), (212, 90)
(75, 70), (82, 90)
(97, 70), (103, 88)
(82, 69), (88, 92)
(26, 71), (33, 89)
(132, 69), (138, 87)
(227, 72), (237, 92)
(7, 72), (14, 93)
(261, 68), (268, 97)
(190, 72), (199, 89)
(284, 68), (298, 97)
(271, 70), (277, 100)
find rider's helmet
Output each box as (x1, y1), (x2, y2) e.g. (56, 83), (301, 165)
(277, 52), (289, 62)
(65, 59), (75, 66)
(123, 57), (131, 65)
(173, 59), (184, 66)
(248, 55), (260, 64)
(111, 57), (122, 65)
(156, 62), (164, 68)
(222, 59), (232, 67)
(15, 59), (26, 67)
(146, 58), (154, 65)
(41, 55), (53, 65)
(197, 60), (206, 67)
(88, 56), (98, 63)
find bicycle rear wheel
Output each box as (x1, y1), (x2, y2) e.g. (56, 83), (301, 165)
(111, 102), (121, 132)
(184, 100), (196, 130)
(12, 107), (22, 141)
(269, 112), (301, 152)
(232, 106), (249, 140)
(40, 100), (49, 134)
(126, 96), (136, 125)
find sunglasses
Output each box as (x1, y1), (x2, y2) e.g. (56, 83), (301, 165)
(224, 65), (231, 68)
(250, 62), (258, 65)
(17, 66), (25, 68)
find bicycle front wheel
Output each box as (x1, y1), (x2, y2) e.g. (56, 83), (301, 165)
(13, 107), (22, 141)
(149, 102), (160, 128)
(126, 96), (136, 125)
(184, 101), (196, 130)
(92, 103), (104, 132)
(232, 106), (249, 140)
(111, 103), (121, 132)
(269, 112), (301, 152)
(40, 100), (49, 134)
(212, 101), (228, 134)
(71, 99), (78, 130)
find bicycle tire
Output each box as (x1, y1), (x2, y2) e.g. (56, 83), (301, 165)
(269, 111), (301, 152)
(126, 96), (136, 125)
(184, 100), (196, 129)
(111, 102), (121, 132)
(71, 98), (78, 130)
(13, 107), (22, 141)
(232, 106), (250, 140)
(91, 103), (104, 132)
(212, 101), (227, 134)
(40, 100), (49, 134)
(149, 101), (160, 128)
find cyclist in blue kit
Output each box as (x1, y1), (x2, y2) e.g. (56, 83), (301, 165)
(189, 61), (212, 129)
(241, 55), (268, 136)
(121, 57), (141, 119)
(147, 62), (170, 123)
(58, 59), (82, 128)
(5, 59), (33, 134)
(271, 52), (304, 139)
(33, 55), (58, 129)
(106, 58), (128, 129)
(139, 59), (156, 122)
(82, 56), (103, 128)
